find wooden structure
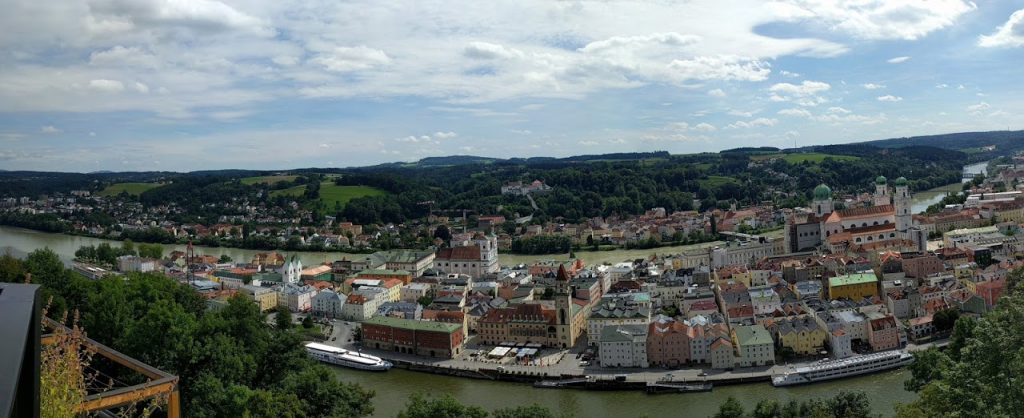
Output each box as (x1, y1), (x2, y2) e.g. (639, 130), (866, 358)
(41, 317), (181, 417)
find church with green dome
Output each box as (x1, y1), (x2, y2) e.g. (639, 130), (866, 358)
(785, 175), (923, 254)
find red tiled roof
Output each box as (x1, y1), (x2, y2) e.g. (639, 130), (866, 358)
(435, 245), (482, 261)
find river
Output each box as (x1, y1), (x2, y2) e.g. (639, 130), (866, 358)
(332, 367), (914, 417)
(0, 224), (728, 269)
(0, 224), (915, 417)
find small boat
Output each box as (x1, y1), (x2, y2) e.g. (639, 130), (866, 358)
(771, 350), (913, 387)
(305, 342), (392, 371)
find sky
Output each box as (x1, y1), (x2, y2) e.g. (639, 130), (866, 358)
(1, 0), (1023, 172)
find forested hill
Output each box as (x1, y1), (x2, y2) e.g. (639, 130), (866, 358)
(857, 130), (1024, 162)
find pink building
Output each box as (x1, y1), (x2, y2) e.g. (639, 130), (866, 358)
(868, 315), (900, 351)
(647, 318), (690, 367)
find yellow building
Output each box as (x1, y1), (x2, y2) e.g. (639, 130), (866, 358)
(777, 316), (827, 356)
(240, 285), (278, 312)
(828, 273), (879, 300)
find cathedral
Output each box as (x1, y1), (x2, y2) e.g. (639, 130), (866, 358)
(786, 176), (925, 254)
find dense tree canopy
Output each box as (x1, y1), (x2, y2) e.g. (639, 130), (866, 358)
(0, 249), (375, 418)
(897, 267), (1024, 417)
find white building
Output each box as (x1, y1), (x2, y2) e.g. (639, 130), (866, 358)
(710, 237), (780, 268)
(400, 283), (432, 303)
(341, 287), (387, 321)
(829, 328), (853, 359)
(732, 325), (775, 367)
(434, 233), (500, 277)
(312, 289), (345, 319)
(117, 256), (157, 273)
(748, 287), (781, 316)
(277, 283), (317, 312)
(599, 325), (648, 368)
(587, 295), (652, 345)
(282, 255), (303, 284)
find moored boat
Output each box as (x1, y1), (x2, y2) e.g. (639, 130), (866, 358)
(771, 350), (913, 387)
(305, 342), (393, 371)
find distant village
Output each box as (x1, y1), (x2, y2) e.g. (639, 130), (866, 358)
(44, 156), (1024, 373)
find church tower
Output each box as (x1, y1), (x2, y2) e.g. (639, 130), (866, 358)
(873, 176), (890, 206)
(554, 264), (574, 348)
(894, 177), (912, 236)
(812, 184), (834, 217)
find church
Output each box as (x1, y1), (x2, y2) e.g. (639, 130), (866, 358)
(786, 176), (925, 254)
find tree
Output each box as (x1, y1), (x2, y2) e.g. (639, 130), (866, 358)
(947, 315), (977, 361)
(137, 243), (164, 260)
(274, 305), (293, 330)
(751, 399), (781, 418)
(397, 393), (488, 418)
(492, 405), (557, 418)
(417, 296), (433, 307)
(904, 348), (953, 392)
(301, 315), (314, 329)
(896, 267), (1024, 417)
(433, 225), (452, 243)
(932, 308), (960, 331)
(122, 239), (136, 256)
(219, 254), (234, 263)
(714, 397), (745, 418)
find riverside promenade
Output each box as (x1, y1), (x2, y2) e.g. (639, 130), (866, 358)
(320, 319), (945, 390)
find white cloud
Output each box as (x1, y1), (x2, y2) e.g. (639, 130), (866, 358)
(776, 1), (975, 40)
(727, 118), (777, 129)
(979, 9), (1024, 47)
(89, 46), (158, 68)
(778, 108), (812, 117)
(464, 42), (523, 60)
(967, 102), (991, 112)
(89, 79), (125, 92)
(89, 132), (96, 137)
(708, 88), (727, 97)
(936, 83), (949, 89)
(693, 122), (717, 132)
(394, 131), (457, 144)
(40, 125), (61, 134)
(828, 106), (851, 114)
(779, 70), (800, 78)
(578, 32), (700, 54)
(312, 46), (390, 72)
(877, 95), (903, 102)
(768, 80), (830, 106)
(862, 83), (885, 90)
(578, 140), (599, 146)
(887, 56), (910, 64)
(769, 80), (830, 96)
(133, 82), (150, 93)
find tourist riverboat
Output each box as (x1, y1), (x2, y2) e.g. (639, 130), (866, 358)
(771, 350), (914, 387)
(305, 342), (393, 371)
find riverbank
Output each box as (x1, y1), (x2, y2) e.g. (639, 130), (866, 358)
(0, 225), (732, 269)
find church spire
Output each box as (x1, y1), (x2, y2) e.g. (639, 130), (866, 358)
(556, 263), (569, 282)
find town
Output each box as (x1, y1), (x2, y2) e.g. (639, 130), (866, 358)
(38, 154), (1024, 391)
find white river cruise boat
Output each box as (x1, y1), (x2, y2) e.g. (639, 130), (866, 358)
(772, 350), (914, 387)
(305, 342), (393, 371)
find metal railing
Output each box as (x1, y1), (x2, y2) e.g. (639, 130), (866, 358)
(0, 282), (181, 418)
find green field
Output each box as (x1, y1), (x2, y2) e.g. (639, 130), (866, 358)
(269, 184), (307, 197)
(319, 183), (387, 210)
(699, 175), (739, 187)
(98, 182), (163, 196)
(751, 153), (860, 163)
(241, 175), (299, 185)
(269, 182), (388, 210)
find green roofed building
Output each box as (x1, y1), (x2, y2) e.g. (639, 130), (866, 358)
(731, 324), (774, 367)
(828, 273), (879, 300)
(361, 316), (465, 358)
